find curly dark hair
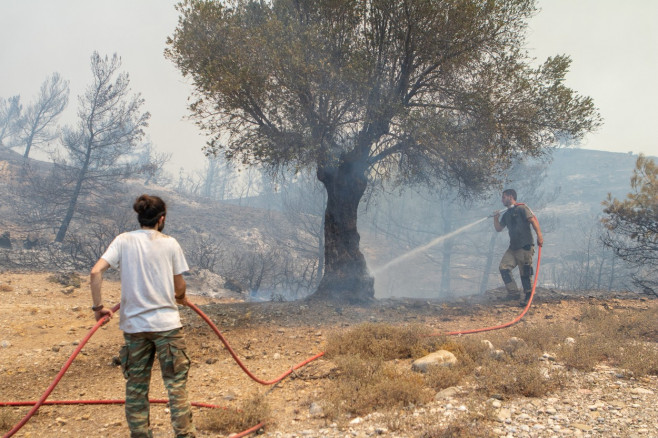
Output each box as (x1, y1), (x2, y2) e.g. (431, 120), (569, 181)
(133, 194), (166, 228)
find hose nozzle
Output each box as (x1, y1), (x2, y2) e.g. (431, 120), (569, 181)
(488, 207), (509, 218)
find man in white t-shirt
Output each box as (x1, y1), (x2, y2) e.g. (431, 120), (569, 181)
(90, 194), (195, 438)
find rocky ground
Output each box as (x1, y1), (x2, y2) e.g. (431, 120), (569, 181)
(0, 272), (657, 438)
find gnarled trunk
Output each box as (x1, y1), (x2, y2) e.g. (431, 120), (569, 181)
(311, 160), (374, 304)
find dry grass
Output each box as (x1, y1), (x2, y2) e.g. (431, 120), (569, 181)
(46, 272), (82, 288)
(555, 304), (658, 375)
(322, 303), (658, 423)
(199, 392), (270, 435)
(474, 355), (566, 398)
(324, 355), (431, 418)
(324, 322), (432, 360)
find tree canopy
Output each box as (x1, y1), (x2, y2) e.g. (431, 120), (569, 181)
(167, 0), (601, 302)
(54, 52), (150, 243)
(602, 155), (658, 294)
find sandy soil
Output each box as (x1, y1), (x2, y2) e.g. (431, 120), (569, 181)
(0, 272), (655, 437)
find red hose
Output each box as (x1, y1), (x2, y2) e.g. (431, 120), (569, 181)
(440, 245), (542, 336)
(187, 301), (325, 385)
(1, 242), (542, 437)
(1, 301), (323, 438)
(2, 303), (121, 438)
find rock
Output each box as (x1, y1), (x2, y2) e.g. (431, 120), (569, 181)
(411, 350), (457, 373)
(630, 387), (654, 395)
(1, 340), (10, 348)
(435, 386), (459, 400)
(573, 423), (593, 431)
(496, 408), (511, 422)
(309, 402), (324, 417)
(504, 336), (527, 353)
(544, 406), (557, 415)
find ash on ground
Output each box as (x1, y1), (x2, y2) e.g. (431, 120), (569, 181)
(183, 268), (246, 301)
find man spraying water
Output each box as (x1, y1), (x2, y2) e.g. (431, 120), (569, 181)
(493, 189), (543, 307)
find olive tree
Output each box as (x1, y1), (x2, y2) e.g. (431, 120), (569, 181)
(167, 0), (601, 303)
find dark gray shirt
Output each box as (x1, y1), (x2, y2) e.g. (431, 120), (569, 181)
(500, 204), (535, 250)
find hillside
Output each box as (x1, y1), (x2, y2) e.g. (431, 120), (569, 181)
(0, 146), (651, 302)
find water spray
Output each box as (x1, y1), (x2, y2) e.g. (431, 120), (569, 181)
(373, 212), (496, 275)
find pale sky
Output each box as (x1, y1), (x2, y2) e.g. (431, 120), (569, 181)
(1, 0), (656, 174)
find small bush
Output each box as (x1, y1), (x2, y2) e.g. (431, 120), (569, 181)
(509, 321), (578, 352)
(614, 341), (658, 377)
(325, 355), (431, 418)
(0, 284), (13, 292)
(474, 351), (565, 398)
(558, 336), (610, 371)
(47, 272), (82, 288)
(325, 323), (431, 360)
(424, 363), (465, 391)
(423, 338), (486, 391)
(200, 393), (270, 435)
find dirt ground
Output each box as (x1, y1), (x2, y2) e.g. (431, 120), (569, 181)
(0, 272), (656, 437)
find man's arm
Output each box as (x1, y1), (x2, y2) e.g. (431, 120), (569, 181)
(174, 274), (188, 306)
(90, 258), (113, 321)
(493, 212), (505, 232)
(529, 216), (543, 247)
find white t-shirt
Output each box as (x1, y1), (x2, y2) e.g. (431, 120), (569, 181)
(101, 229), (189, 333)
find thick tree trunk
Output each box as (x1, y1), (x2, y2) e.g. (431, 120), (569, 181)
(310, 160), (374, 304)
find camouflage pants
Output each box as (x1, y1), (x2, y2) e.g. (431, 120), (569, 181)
(499, 246), (535, 295)
(120, 328), (195, 438)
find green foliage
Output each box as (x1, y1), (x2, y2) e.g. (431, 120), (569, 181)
(602, 155), (658, 293)
(167, 0), (601, 194)
(167, 0), (601, 301)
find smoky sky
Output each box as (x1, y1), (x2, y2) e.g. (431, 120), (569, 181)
(1, 0), (656, 173)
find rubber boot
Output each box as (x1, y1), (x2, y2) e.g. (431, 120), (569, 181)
(519, 291), (531, 307)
